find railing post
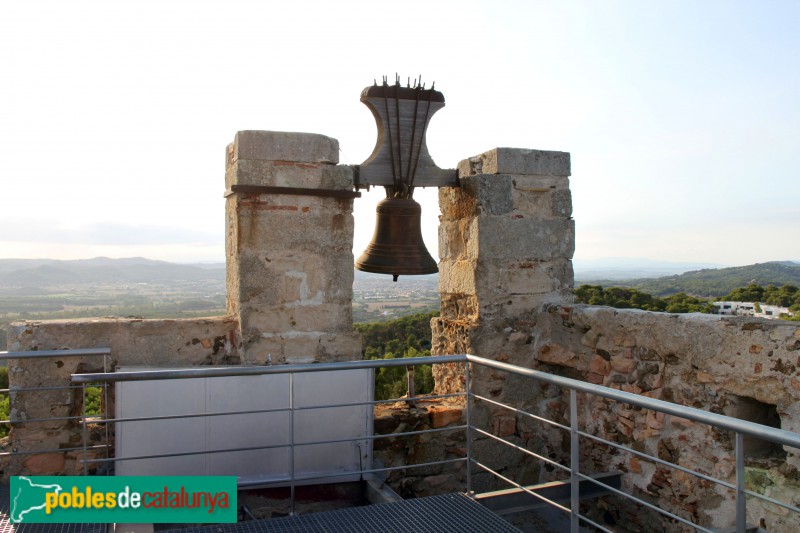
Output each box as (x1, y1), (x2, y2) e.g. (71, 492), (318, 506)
(81, 383), (89, 476)
(289, 373), (296, 516)
(465, 360), (472, 495)
(570, 389), (579, 533)
(735, 432), (746, 533)
(103, 355), (111, 474)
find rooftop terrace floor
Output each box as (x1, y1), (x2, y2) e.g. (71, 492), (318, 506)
(1, 486), (521, 533)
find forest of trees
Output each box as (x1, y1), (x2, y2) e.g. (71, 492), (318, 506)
(573, 285), (715, 313)
(574, 283), (800, 318)
(721, 283), (800, 310)
(355, 311), (437, 400)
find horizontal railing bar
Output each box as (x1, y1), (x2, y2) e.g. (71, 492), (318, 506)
(471, 427), (570, 473)
(577, 429), (736, 492)
(0, 348), (111, 360)
(576, 513), (614, 533)
(472, 459), (572, 515)
(576, 472), (714, 533)
(292, 457), (467, 483)
(86, 443), (293, 464)
(346, 424), (467, 445)
(744, 487), (800, 515)
(292, 392), (466, 413)
(85, 424), (467, 465)
(72, 354), (467, 383)
(1, 385), (103, 393)
(1, 415), (91, 425)
(472, 392), (571, 432)
(466, 354), (800, 448)
(89, 407), (295, 425)
(82, 393), (466, 425)
(0, 444), (108, 457)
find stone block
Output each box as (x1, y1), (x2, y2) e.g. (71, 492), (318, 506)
(239, 303), (353, 334)
(458, 148), (570, 177)
(233, 131), (339, 164)
(437, 219), (478, 261)
(429, 406), (464, 428)
(478, 292), (573, 321)
(476, 259), (574, 298)
(476, 217), (575, 260)
(511, 186), (573, 219)
(233, 199), (354, 254)
(610, 355), (637, 374)
(23, 453), (66, 475)
(438, 186), (478, 221)
(508, 174), (571, 190)
(245, 331), (361, 364)
(233, 248), (354, 308)
(226, 160), (354, 190)
(435, 293), (479, 323)
(536, 344), (579, 368)
(460, 175), (513, 215)
(438, 260), (477, 295)
(551, 189), (573, 218)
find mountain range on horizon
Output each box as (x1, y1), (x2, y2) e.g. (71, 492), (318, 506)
(0, 256), (225, 285)
(0, 257), (798, 297)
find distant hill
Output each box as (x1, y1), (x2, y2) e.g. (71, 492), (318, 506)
(0, 257), (225, 286)
(574, 258), (726, 282)
(602, 261), (800, 297)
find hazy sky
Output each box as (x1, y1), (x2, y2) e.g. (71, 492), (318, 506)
(1, 0), (798, 267)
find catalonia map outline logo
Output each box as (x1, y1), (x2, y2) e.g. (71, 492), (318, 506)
(10, 476), (237, 524)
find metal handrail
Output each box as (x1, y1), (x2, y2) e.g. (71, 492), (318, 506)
(465, 354), (800, 449)
(0, 348), (111, 360)
(72, 353), (800, 449)
(71, 354), (462, 383)
(63, 353), (800, 532)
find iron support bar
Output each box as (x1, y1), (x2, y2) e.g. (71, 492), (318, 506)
(570, 389), (579, 533)
(226, 184), (361, 199)
(289, 373), (296, 516)
(736, 432), (746, 533)
(465, 361), (472, 495)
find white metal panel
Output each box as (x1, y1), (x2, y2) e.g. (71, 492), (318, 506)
(114, 366), (373, 487)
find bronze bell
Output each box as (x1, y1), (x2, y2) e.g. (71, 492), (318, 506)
(355, 197), (438, 282)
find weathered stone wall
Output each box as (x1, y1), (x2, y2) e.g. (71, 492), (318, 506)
(225, 131), (361, 363)
(373, 401), (466, 498)
(531, 305), (800, 532)
(4, 316), (238, 477)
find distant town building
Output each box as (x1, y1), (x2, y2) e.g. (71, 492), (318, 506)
(712, 301), (793, 319)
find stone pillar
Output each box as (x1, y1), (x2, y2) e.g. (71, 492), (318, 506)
(225, 131), (361, 363)
(432, 147), (574, 389)
(431, 147), (574, 491)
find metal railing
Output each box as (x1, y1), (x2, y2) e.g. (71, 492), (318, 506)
(0, 349), (111, 465)
(467, 354), (800, 533)
(71, 355), (468, 515)
(62, 353), (800, 532)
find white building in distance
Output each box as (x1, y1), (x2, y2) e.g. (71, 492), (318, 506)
(713, 301), (793, 319)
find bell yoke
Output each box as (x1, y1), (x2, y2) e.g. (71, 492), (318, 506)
(354, 75), (458, 281)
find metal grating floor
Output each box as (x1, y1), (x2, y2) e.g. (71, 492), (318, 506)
(165, 493), (521, 533)
(2, 485), (521, 533)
